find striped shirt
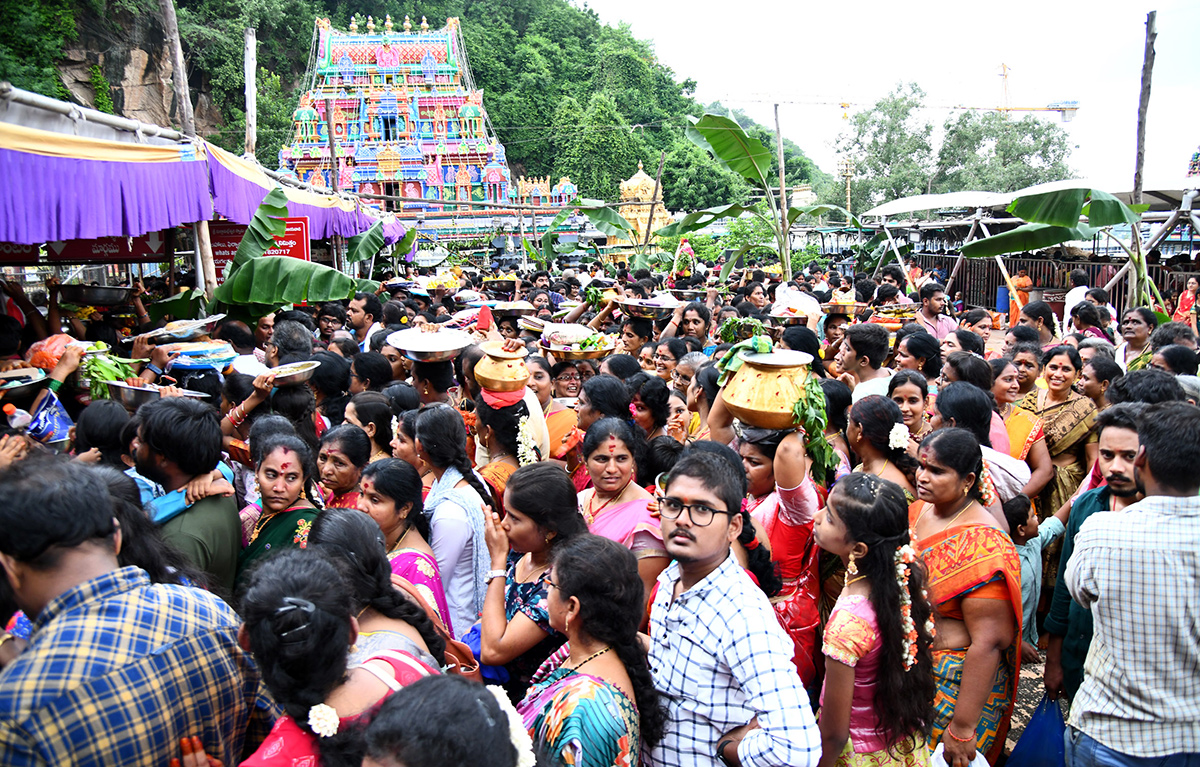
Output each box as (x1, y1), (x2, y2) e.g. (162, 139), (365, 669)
(1065, 494), (1200, 756)
(0, 567), (277, 766)
(646, 554), (820, 767)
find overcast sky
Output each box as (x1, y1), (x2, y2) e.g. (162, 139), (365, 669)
(584, 0), (1198, 194)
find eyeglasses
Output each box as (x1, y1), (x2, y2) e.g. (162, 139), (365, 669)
(653, 354), (675, 363)
(319, 317), (343, 327)
(656, 496), (732, 526)
(555, 374), (580, 382)
(544, 577), (558, 590)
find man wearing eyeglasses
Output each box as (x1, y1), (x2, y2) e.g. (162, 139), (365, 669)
(646, 453), (819, 767)
(315, 302), (347, 343)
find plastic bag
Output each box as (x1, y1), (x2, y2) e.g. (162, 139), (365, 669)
(1006, 694), (1066, 767)
(931, 743), (989, 767)
(24, 334), (74, 370)
(28, 390), (73, 444)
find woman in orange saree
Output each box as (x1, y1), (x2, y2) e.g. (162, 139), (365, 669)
(912, 429), (1022, 767)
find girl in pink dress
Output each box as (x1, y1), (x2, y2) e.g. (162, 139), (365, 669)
(813, 472), (937, 767)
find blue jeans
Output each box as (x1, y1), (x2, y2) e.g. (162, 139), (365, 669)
(1066, 727), (1200, 767)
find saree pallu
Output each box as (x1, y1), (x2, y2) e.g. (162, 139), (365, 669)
(1013, 392), (1096, 520)
(1174, 291), (1196, 324)
(518, 645), (641, 767)
(919, 524), (1022, 765)
(1003, 408), (1044, 462)
(585, 498), (663, 556)
(750, 490), (821, 686)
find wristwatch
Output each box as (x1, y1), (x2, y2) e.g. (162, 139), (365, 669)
(486, 569), (506, 582)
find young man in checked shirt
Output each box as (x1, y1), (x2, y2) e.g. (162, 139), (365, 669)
(645, 452), (820, 767)
(1065, 401), (1200, 767)
(0, 459), (276, 766)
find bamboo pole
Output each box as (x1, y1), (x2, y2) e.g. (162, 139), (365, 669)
(774, 104), (790, 282)
(244, 27), (257, 156)
(1133, 11), (1156, 205)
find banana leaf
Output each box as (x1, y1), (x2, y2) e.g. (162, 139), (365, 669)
(684, 114), (773, 190)
(230, 187), (289, 274)
(540, 208), (574, 255)
(346, 221), (385, 264)
(1007, 187), (1089, 227)
(146, 287), (207, 323)
(788, 204), (863, 230)
(961, 222), (1103, 258)
(394, 226), (419, 260)
(1082, 190), (1145, 227)
(719, 244), (755, 282)
(577, 200), (636, 239)
(521, 237), (545, 269)
(215, 255), (362, 307)
(655, 203), (756, 238)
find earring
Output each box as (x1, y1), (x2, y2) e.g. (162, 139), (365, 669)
(349, 644), (358, 653)
(544, 533), (552, 544)
(844, 552), (858, 585)
(423, 386), (431, 396)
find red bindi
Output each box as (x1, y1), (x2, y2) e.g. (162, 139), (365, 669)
(607, 435), (619, 454)
(280, 461), (291, 470)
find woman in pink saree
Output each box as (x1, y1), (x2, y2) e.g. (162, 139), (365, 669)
(575, 418), (668, 601)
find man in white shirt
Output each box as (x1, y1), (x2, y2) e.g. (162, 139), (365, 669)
(836, 323), (894, 402)
(1062, 268), (1090, 329)
(1065, 401), (1200, 766)
(646, 453), (819, 767)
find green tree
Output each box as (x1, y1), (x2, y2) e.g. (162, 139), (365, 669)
(0, 0), (76, 98)
(561, 93), (645, 202)
(932, 111), (1072, 193)
(722, 209), (776, 259)
(548, 95), (585, 182)
(660, 141), (750, 211)
(835, 83), (934, 212)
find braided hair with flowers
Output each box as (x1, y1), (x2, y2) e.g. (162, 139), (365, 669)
(827, 473), (937, 750)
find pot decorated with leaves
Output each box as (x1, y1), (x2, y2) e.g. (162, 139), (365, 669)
(722, 350), (813, 430)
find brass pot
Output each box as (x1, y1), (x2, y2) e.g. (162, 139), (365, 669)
(473, 341), (530, 392)
(722, 350), (813, 430)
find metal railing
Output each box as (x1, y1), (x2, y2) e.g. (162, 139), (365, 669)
(909, 253), (1198, 316)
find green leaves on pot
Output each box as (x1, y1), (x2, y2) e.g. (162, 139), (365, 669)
(792, 372), (839, 485)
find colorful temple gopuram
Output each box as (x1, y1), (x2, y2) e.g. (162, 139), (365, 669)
(277, 15), (578, 220)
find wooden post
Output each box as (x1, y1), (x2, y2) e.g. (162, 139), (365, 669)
(641, 150), (667, 250)
(158, 0), (194, 135)
(1133, 11), (1156, 205)
(158, 0), (218, 299)
(774, 104), (790, 282)
(323, 97), (343, 272)
(244, 27), (257, 156)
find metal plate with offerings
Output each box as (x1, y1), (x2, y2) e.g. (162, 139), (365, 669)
(385, 326), (474, 362)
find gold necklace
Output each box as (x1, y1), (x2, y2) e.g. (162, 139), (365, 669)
(939, 497), (975, 531)
(566, 645), (611, 670)
(844, 574), (867, 587)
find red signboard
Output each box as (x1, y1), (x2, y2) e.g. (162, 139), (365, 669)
(211, 217), (310, 281)
(0, 230), (173, 265)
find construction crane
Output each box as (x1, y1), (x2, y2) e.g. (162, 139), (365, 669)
(715, 66), (1081, 122)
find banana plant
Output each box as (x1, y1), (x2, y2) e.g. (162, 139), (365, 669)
(212, 187), (381, 323)
(961, 187), (1155, 308)
(521, 208), (577, 270)
(655, 114), (862, 283)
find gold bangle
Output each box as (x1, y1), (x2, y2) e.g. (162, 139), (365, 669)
(0, 633), (15, 652)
